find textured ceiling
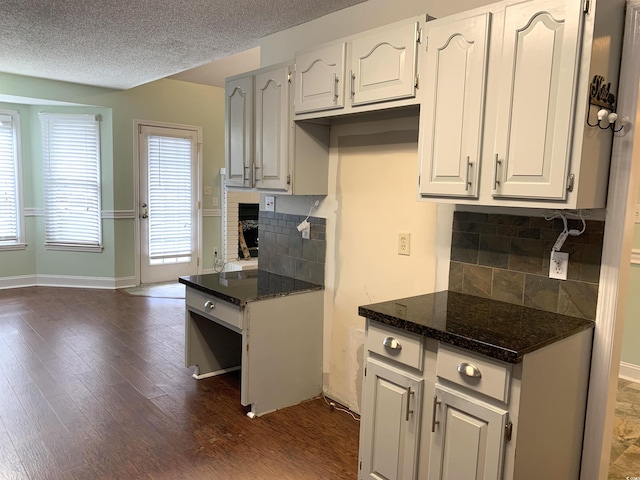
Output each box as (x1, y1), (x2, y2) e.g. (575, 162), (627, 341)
(0, 0), (366, 90)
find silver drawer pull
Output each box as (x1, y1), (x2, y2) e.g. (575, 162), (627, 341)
(457, 362), (482, 378)
(203, 300), (215, 310)
(382, 336), (402, 351)
(431, 396), (441, 432)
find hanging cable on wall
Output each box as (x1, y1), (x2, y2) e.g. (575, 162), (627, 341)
(544, 210), (590, 274)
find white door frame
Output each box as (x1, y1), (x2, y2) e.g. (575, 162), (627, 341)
(581, 2), (640, 478)
(133, 119), (203, 285)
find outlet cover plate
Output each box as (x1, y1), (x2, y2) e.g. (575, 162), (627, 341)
(549, 251), (569, 280)
(398, 233), (410, 256)
(265, 196), (275, 212)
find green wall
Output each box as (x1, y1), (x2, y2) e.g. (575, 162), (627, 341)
(0, 73), (224, 285)
(622, 208), (640, 366)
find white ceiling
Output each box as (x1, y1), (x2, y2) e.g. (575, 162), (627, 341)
(0, 0), (366, 90)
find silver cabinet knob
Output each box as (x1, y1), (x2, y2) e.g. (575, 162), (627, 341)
(382, 336), (402, 351)
(204, 300), (215, 310)
(457, 362), (482, 378)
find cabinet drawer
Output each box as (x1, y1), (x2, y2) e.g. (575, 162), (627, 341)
(436, 344), (511, 403)
(186, 288), (243, 332)
(367, 321), (424, 371)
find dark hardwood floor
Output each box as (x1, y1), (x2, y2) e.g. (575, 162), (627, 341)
(0, 287), (360, 480)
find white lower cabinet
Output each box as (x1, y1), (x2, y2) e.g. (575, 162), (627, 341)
(360, 320), (593, 480)
(360, 358), (423, 480)
(429, 384), (508, 480)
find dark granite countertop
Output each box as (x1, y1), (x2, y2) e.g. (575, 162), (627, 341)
(179, 269), (323, 306)
(358, 291), (594, 363)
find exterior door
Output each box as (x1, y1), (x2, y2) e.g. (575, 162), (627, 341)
(359, 357), (423, 480)
(492, 0), (584, 199)
(138, 124), (199, 284)
(429, 383), (508, 480)
(419, 11), (490, 198)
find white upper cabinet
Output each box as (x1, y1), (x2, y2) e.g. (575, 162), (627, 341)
(492, 0), (584, 200)
(294, 42), (347, 114)
(225, 64), (330, 195)
(417, 0), (624, 209)
(419, 11), (490, 198)
(350, 21), (420, 106)
(293, 16), (422, 119)
(254, 66), (291, 191)
(225, 76), (253, 188)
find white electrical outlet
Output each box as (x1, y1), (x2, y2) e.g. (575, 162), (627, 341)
(265, 196), (275, 212)
(398, 233), (411, 256)
(549, 251), (569, 280)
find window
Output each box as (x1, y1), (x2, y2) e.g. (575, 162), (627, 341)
(0, 110), (24, 250)
(40, 113), (102, 251)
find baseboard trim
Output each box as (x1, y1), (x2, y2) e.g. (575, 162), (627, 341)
(619, 361), (640, 383)
(0, 275), (137, 290)
(192, 366), (241, 380)
(0, 275), (38, 290)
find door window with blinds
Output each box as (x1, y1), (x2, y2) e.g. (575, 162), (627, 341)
(138, 124), (199, 285)
(0, 110), (24, 249)
(40, 113), (102, 251)
(146, 133), (194, 265)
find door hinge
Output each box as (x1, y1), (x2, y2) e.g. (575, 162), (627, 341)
(359, 460), (362, 471)
(138, 124), (142, 134)
(416, 25), (422, 44)
(583, 0), (591, 14)
(424, 36), (429, 51)
(197, 257), (200, 266)
(415, 74), (420, 89)
(287, 174), (291, 185)
(567, 173), (575, 192)
(418, 175), (421, 187)
(505, 421), (513, 441)
(364, 366), (367, 377)
(287, 71), (292, 83)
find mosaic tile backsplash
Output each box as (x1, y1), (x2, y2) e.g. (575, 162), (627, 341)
(258, 211), (326, 286)
(449, 211), (604, 320)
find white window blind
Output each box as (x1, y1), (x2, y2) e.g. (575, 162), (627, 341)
(40, 113), (102, 251)
(0, 111), (21, 246)
(147, 134), (193, 262)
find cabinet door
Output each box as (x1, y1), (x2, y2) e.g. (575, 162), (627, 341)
(429, 384), (508, 480)
(294, 43), (346, 114)
(419, 12), (490, 198)
(492, 0), (584, 200)
(359, 358), (423, 480)
(254, 66), (291, 191)
(225, 76), (253, 188)
(351, 20), (419, 106)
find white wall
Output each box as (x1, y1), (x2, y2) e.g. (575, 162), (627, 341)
(272, 116), (450, 410)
